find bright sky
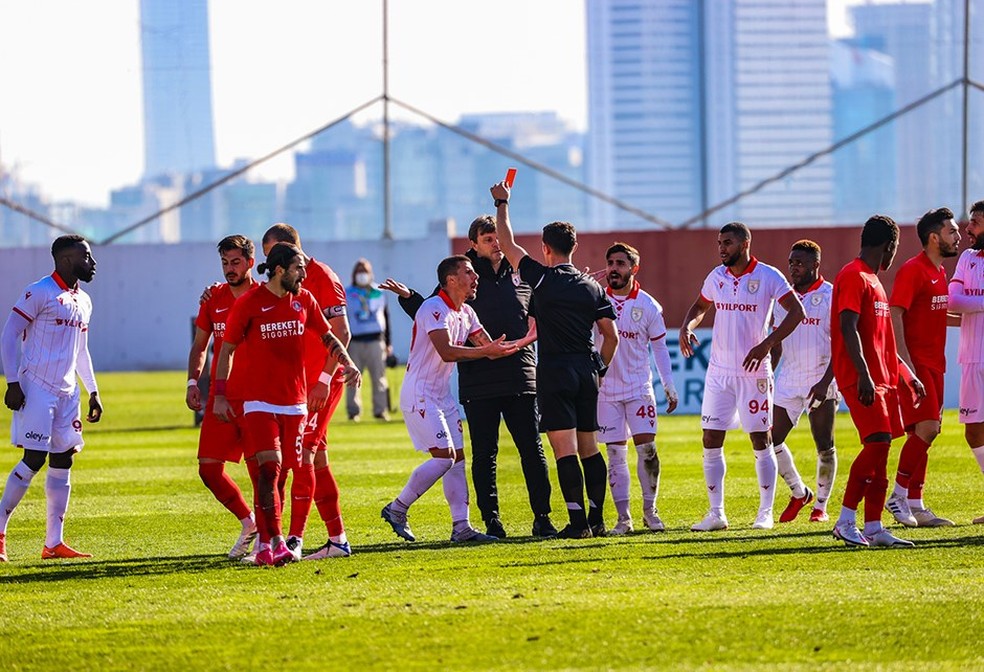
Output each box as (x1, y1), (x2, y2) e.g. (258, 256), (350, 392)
(0, 0), (876, 207)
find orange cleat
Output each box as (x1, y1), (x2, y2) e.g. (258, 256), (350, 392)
(809, 508), (829, 523)
(778, 487), (815, 523)
(0, 532), (7, 562)
(41, 542), (92, 560)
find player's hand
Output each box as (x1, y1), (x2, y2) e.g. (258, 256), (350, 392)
(340, 363), (362, 388)
(378, 278), (412, 299)
(665, 388), (679, 414)
(199, 282), (222, 305)
(483, 335), (519, 359)
(186, 382), (203, 411)
(743, 341), (771, 372)
(807, 381), (828, 412)
(910, 376), (926, 407)
(679, 328), (699, 358)
(490, 181), (510, 202)
(857, 373), (875, 407)
(308, 380), (330, 412)
(213, 395), (234, 422)
(87, 392), (103, 423)
(4, 383), (25, 412)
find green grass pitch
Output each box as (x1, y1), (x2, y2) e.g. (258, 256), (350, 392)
(1, 370), (983, 670)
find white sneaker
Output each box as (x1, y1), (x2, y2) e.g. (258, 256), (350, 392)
(867, 528), (915, 548)
(752, 509), (774, 530)
(643, 511), (665, 532)
(832, 521), (868, 547)
(240, 551), (258, 565)
(911, 507), (954, 527)
(885, 492), (917, 527)
(691, 512), (728, 532)
(609, 518), (634, 535)
(303, 539), (353, 560)
(228, 521), (258, 560)
(285, 535), (303, 561)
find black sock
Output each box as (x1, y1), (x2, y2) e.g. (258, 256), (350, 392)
(582, 452), (607, 526)
(556, 455), (587, 529)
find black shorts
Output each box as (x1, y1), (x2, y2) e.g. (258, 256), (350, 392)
(536, 355), (599, 433)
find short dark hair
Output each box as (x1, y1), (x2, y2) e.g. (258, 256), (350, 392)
(970, 200), (984, 216)
(861, 214), (899, 248)
(257, 242), (303, 279)
(542, 221), (577, 256)
(437, 255), (470, 287)
(916, 207), (955, 246)
(262, 223), (300, 247)
(720, 222), (750, 242)
(217, 234), (254, 260)
(606, 241), (640, 267)
(468, 215), (496, 243)
(51, 234), (87, 260)
(791, 239), (821, 260)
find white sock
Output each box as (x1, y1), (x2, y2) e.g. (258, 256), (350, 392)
(754, 448), (778, 513)
(838, 505), (856, 526)
(45, 467), (72, 548)
(893, 482), (907, 498)
(330, 532), (348, 545)
(0, 462), (37, 533)
(863, 520), (883, 536)
(442, 460), (470, 524)
(606, 444), (631, 520)
(972, 446), (984, 473)
(702, 447), (726, 515)
(394, 457), (454, 513)
(635, 441), (660, 514)
(773, 443), (806, 498)
(815, 448), (837, 512)
(240, 513), (255, 530)
(908, 498), (925, 510)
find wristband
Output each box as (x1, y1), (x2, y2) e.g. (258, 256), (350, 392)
(187, 378), (198, 388)
(214, 380), (227, 396)
(318, 371), (332, 385)
(494, 198), (508, 207)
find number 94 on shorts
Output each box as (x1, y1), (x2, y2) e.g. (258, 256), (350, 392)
(700, 374), (774, 432)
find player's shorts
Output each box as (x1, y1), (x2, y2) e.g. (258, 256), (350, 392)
(537, 355), (599, 433)
(700, 373), (773, 433)
(959, 363), (984, 424)
(402, 398), (464, 453)
(10, 376), (84, 453)
(900, 365), (944, 428)
(197, 397), (246, 463)
(597, 390), (659, 444)
(774, 375), (839, 426)
(840, 384), (904, 442)
(242, 408), (306, 463)
(301, 369), (345, 451)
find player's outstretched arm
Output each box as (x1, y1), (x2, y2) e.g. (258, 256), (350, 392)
(430, 328), (517, 362)
(490, 181), (529, 272)
(679, 296), (711, 358)
(379, 278), (427, 319)
(1, 311), (29, 411)
(186, 327), (211, 411)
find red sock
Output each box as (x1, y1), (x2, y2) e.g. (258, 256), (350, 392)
(198, 462), (251, 520)
(257, 460), (283, 541)
(843, 445), (876, 510)
(895, 433), (929, 491)
(863, 442), (891, 523)
(314, 465), (345, 537)
(901, 435), (930, 500)
(288, 464), (315, 539)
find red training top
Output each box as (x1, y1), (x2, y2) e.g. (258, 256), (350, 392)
(889, 251), (948, 373)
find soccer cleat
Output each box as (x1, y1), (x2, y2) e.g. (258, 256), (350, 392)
(254, 547), (274, 566)
(608, 518), (634, 535)
(302, 540), (353, 560)
(554, 524), (592, 539)
(643, 511), (666, 532)
(885, 492), (917, 527)
(531, 515), (558, 538)
(590, 523), (607, 538)
(450, 526), (498, 543)
(240, 552), (259, 565)
(832, 522), (868, 547)
(381, 503), (416, 542)
(752, 509), (774, 530)
(867, 528), (915, 548)
(809, 508), (829, 523)
(691, 512), (728, 532)
(974, 515), (984, 525)
(485, 517), (507, 539)
(0, 532), (6, 562)
(911, 508), (955, 527)
(778, 487), (815, 523)
(285, 536), (304, 561)
(228, 522), (258, 560)
(41, 543), (92, 560)
(270, 540), (295, 566)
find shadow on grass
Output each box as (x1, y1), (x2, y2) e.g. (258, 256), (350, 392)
(0, 554), (233, 584)
(89, 425), (193, 434)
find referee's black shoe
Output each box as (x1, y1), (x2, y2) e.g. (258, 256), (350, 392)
(531, 514), (558, 538)
(554, 524), (592, 539)
(485, 517), (507, 539)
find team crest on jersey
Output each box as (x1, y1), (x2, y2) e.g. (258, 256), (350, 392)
(757, 378), (769, 394)
(747, 279), (760, 294)
(631, 307), (643, 322)
(811, 293), (823, 306)
(292, 300), (302, 311)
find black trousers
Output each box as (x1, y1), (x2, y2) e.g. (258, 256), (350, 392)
(462, 393), (552, 521)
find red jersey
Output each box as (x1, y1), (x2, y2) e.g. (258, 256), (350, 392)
(889, 251), (948, 373)
(195, 283), (245, 390)
(831, 258), (898, 390)
(302, 258), (347, 383)
(223, 284), (330, 406)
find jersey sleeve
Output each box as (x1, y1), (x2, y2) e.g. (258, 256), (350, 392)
(419, 301), (450, 335)
(889, 262), (917, 311)
(769, 266), (794, 300)
(304, 291), (331, 337)
(11, 283), (44, 322)
(518, 255), (547, 289)
(223, 298), (250, 346)
(647, 299), (667, 340)
(699, 271), (717, 302)
(194, 299), (214, 335)
(950, 253), (967, 286)
(464, 304), (485, 336)
(834, 270), (865, 316)
(596, 291), (617, 321)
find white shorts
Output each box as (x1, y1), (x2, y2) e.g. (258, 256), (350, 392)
(10, 376), (84, 453)
(597, 391), (659, 444)
(701, 373), (773, 433)
(959, 363), (984, 424)
(774, 375), (839, 426)
(402, 400), (464, 453)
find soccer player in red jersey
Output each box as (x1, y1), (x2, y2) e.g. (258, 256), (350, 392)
(186, 235), (260, 559)
(213, 243), (360, 566)
(831, 215), (925, 548)
(258, 224), (353, 561)
(886, 208), (961, 527)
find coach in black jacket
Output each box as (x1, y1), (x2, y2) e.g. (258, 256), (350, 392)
(386, 216), (557, 538)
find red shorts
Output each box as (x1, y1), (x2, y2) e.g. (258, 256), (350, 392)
(841, 384), (904, 442)
(242, 411), (305, 463)
(301, 369), (345, 452)
(899, 365), (944, 428)
(197, 397), (246, 463)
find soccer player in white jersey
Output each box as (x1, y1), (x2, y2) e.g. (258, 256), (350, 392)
(680, 222), (805, 531)
(596, 242), (678, 534)
(768, 240), (839, 523)
(948, 199), (984, 522)
(0, 235), (103, 562)
(380, 255), (517, 543)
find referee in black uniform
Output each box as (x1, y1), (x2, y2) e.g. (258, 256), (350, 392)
(491, 179), (619, 538)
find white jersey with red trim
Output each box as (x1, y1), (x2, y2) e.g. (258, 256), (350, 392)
(700, 257), (793, 378)
(11, 273), (93, 394)
(951, 248), (984, 364)
(772, 277), (832, 386)
(598, 283), (668, 401)
(400, 291), (483, 408)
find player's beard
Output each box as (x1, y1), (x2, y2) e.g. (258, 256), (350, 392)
(607, 271), (630, 290)
(972, 233), (984, 251)
(722, 251), (741, 268)
(227, 273), (246, 287)
(940, 240), (960, 258)
(282, 275), (302, 295)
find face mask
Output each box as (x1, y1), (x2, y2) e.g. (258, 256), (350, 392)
(355, 272), (371, 287)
